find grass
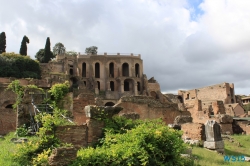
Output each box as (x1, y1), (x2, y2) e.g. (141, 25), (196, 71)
(1, 132), (249, 166)
(192, 135), (250, 166)
(0, 132), (39, 166)
(0, 133), (19, 166)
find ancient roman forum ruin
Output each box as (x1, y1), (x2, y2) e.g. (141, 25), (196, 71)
(0, 51), (249, 154)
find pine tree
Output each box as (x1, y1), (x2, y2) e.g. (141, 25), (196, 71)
(0, 32), (6, 54)
(19, 35), (29, 56)
(44, 37), (54, 63)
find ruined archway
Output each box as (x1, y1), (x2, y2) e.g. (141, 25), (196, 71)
(150, 91), (159, 99)
(105, 102), (115, 106)
(122, 63), (129, 77)
(124, 79), (134, 92)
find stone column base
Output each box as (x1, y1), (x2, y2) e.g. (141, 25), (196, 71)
(204, 140), (224, 150)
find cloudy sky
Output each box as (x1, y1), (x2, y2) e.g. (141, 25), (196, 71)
(1, 0), (250, 95)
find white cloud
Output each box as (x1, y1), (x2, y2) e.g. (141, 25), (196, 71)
(0, 0), (250, 95)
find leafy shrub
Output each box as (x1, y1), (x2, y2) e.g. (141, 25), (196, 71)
(15, 124), (28, 137)
(0, 52), (41, 79)
(48, 81), (70, 105)
(71, 119), (193, 166)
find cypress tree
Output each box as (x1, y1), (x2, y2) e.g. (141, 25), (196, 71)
(0, 32), (6, 54)
(19, 35), (29, 56)
(44, 37), (53, 63)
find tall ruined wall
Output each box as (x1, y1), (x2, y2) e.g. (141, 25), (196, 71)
(117, 96), (190, 124)
(0, 88), (16, 135)
(178, 83), (236, 105)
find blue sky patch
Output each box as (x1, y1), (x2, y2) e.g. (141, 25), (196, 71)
(187, 0), (204, 21)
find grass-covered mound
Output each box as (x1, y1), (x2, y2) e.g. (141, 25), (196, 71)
(0, 52), (41, 78)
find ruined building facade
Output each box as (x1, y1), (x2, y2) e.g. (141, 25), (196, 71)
(1, 52), (186, 135)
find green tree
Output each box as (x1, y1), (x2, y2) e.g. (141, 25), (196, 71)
(0, 32), (6, 54)
(19, 35), (29, 56)
(44, 37), (54, 63)
(53, 42), (66, 55)
(35, 49), (45, 63)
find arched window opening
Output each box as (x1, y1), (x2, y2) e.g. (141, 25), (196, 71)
(122, 63), (129, 77)
(82, 63), (86, 77)
(137, 82), (140, 91)
(110, 81), (115, 91)
(135, 63), (140, 77)
(150, 91), (159, 99)
(177, 96), (183, 103)
(124, 80), (130, 91)
(109, 62), (114, 78)
(105, 102), (115, 106)
(97, 81), (100, 90)
(5, 104), (13, 109)
(84, 81), (86, 86)
(95, 63), (100, 78)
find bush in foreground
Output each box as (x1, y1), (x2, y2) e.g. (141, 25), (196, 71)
(71, 119), (193, 166)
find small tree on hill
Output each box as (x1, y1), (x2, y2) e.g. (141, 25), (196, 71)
(0, 32), (6, 54)
(53, 42), (66, 55)
(44, 37), (54, 63)
(19, 35), (29, 56)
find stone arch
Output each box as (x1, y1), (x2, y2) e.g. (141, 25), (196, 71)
(177, 96), (183, 103)
(122, 63), (129, 77)
(150, 91), (159, 99)
(105, 102), (115, 106)
(124, 78), (134, 91)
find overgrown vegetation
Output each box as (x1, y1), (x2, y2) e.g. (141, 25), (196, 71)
(6, 80), (44, 109)
(2, 80), (72, 165)
(71, 118), (193, 166)
(0, 52), (41, 78)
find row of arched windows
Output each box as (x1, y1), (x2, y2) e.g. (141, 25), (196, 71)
(94, 81), (141, 92)
(82, 62), (140, 78)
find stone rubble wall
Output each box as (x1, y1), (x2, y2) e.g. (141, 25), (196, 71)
(181, 123), (205, 141)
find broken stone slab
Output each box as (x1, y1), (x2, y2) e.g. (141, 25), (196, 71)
(84, 105), (123, 119)
(11, 137), (28, 144)
(245, 156), (250, 162)
(204, 140), (224, 150)
(205, 120), (222, 142)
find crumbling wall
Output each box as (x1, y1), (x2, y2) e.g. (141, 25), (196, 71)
(55, 125), (88, 147)
(181, 123), (205, 141)
(117, 96), (190, 124)
(73, 93), (95, 125)
(0, 88), (16, 135)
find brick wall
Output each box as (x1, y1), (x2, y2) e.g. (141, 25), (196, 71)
(73, 93), (95, 125)
(0, 108), (16, 135)
(55, 125), (88, 147)
(181, 123), (205, 140)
